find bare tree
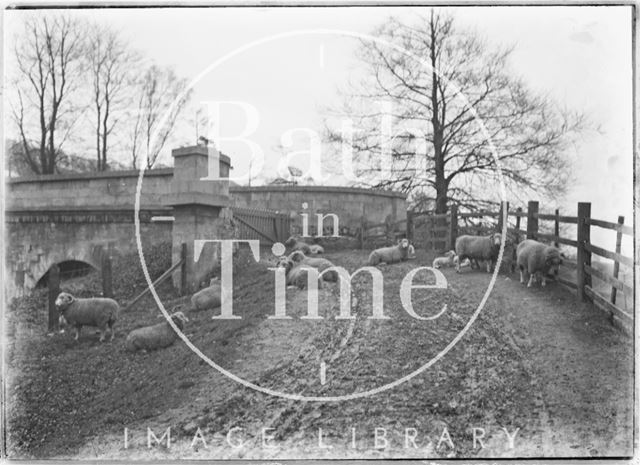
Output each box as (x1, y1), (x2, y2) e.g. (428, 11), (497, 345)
(10, 14), (86, 174)
(87, 24), (136, 171)
(128, 65), (191, 169)
(326, 11), (584, 213)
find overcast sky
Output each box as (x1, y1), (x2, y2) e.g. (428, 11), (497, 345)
(4, 5), (634, 245)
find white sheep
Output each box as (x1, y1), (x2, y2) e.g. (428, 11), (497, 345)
(367, 238), (411, 266)
(276, 256), (324, 289)
(516, 239), (564, 287)
(308, 244), (325, 254)
(432, 250), (457, 268)
(454, 233), (502, 273)
(287, 251), (338, 282)
(125, 312), (189, 352)
(284, 236), (312, 255)
(55, 292), (119, 342)
(191, 278), (221, 311)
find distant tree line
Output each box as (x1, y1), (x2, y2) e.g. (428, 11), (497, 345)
(8, 13), (192, 175)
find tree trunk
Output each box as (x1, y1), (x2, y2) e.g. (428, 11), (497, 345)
(429, 10), (447, 214)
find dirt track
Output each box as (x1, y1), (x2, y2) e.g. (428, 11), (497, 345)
(5, 248), (633, 459)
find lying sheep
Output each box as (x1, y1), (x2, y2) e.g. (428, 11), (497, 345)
(276, 256), (324, 289)
(454, 256), (472, 269)
(368, 238), (411, 266)
(287, 251), (338, 282)
(516, 239), (564, 287)
(191, 278), (221, 311)
(55, 292), (119, 342)
(308, 244), (325, 254)
(284, 236), (312, 255)
(432, 250), (457, 269)
(455, 233), (502, 273)
(125, 312), (189, 352)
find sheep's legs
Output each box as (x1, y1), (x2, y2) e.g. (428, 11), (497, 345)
(527, 274), (535, 288)
(486, 261), (492, 273)
(74, 326), (81, 341)
(540, 275), (547, 287)
(519, 269), (525, 284)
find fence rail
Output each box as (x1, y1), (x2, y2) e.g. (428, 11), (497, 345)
(403, 200), (632, 332)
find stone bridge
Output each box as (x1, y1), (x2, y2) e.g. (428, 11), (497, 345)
(5, 146), (232, 299)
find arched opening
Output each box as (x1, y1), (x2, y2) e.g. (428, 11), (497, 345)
(35, 260), (97, 288)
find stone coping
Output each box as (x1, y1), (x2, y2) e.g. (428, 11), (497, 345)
(230, 184), (406, 198)
(6, 168), (175, 184)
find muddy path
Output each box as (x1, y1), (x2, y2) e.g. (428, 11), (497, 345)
(6, 249), (633, 459)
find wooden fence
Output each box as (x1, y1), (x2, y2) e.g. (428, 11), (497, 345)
(360, 200), (633, 331)
(231, 206), (291, 246)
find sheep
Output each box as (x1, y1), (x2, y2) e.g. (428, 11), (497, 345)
(367, 238), (412, 266)
(308, 244), (325, 254)
(191, 278), (221, 311)
(287, 251), (339, 282)
(432, 250), (457, 269)
(516, 239), (563, 288)
(284, 236), (312, 255)
(453, 256), (472, 269)
(55, 292), (119, 342)
(455, 233), (502, 273)
(276, 256), (324, 289)
(125, 312), (189, 352)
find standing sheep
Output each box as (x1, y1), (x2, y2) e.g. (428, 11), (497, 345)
(55, 292), (119, 342)
(455, 233), (502, 273)
(516, 239), (564, 287)
(432, 250), (457, 269)
(191, 278), (221, 311)
(125, 312), (189, 352)
(367, 238), (412, 266)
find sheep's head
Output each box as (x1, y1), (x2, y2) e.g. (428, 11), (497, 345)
(170, 312), (189, 330)
(288, 250), (306, 263)
(445, 250), (456, 258)
(284, 236), (299, 247)
(55, 292), (75, 312)
(276, 256), (294, 274)
(544, 247), (563, 275)
(398, 238), (409, 250)
(491, 233), (502, 247)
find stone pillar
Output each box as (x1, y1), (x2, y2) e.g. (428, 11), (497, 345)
(169, 145), (231, 294)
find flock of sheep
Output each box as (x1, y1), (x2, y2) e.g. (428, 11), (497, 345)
(53, 231), (563, 348)
(432, 233), (564, 287)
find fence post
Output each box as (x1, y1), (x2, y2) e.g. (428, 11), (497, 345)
(554, 209), (560, 248)
(448, 204), (458, 251)
(515, 207), (522, 231)
(576, 202), (592, 302)
(611, 215), (624, 305)
(101, 244), (113, 298)
(497, 201), (509, 233)
(180, 242), (188, 295)
(48, 264), (60, 333)
(526, 201), (539, 240)
(359, 216), (366, 250)
(406, 211), (414, 242)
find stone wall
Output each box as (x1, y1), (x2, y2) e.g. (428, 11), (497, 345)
(230, 185), (407, 236)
